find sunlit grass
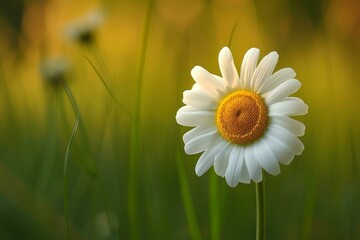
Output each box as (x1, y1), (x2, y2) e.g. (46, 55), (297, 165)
(0, 0), (359, 239)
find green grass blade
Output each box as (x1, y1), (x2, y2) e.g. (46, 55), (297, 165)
(128, 0), (154, 239)
(176, 150), (202, 240)
(228, 18), (240, 48)
(62, 81), (117, 238)
(84, 56), (132, 118)
(63, 111), (80, 239)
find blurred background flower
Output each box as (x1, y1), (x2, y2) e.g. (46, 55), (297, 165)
(64, 8), (104, 45)
(40, 56), (69, 86)
(0, 0), (359, 239)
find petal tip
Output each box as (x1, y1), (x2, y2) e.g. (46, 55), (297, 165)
(248, 47), (260, 52)
(219, 47), (233, 61)
(227, 182), (238, 188)
(191, 66), (202, 76)
(221, 46), (231, 52)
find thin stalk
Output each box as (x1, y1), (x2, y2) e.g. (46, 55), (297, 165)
(63, 110), (80, 239)
(209, 171), (219, 240)
(62, 82), (117, 238)
(62, 81), (82, 239)
(62, 81), (80, 119)
(128, 0), (154, 239)
(255, 175), (266, 240)
(84, 55), (132, 118)
(227, 18), (240, 48)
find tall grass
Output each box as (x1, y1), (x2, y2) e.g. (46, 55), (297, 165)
(0, 0), (359, 239)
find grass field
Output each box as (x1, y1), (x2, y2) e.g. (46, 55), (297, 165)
(0, 0), (360, 239)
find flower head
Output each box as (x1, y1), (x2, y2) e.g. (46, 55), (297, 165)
(40, 56), (69, 86)
(176, 47), (308, 187)
(64, 9), (104, 45)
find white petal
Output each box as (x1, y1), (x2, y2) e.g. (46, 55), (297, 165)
(240, 48), (260, 89)
(258, 68), (296, 93)
(183, 89), (217, 110)
(239, 157), (250, 184)
(251, 51), (279, 93)
(191, 66), (227, 97)
(225, 146), (241, 187)
(218, 47), (239, 88)
(195, 139), (224, 176)
(225, 145), (244, 187)
(244, 145), (262, 183)
(184, 129), (219, 154)
(195, 151), (215, 176)
(176, 106), (215, 127)
(269, 97), (308, 116)
(267, 124), (304, 155)
(263, 79), (301, 105)
(191, 83), (202, 91)
(270, 115), (305, 137)
(176, 105), (195, 114)
(254, 138), (281, 175)
(183, 125), (217, 144)
(263, 133), (295, 165)
(214, 141), (231, 177)
(211, 74), (231, 93)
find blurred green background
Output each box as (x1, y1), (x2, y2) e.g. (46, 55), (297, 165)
(1, 0), (360, 239)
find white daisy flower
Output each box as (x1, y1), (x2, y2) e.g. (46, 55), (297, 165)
(40, 57), (69, 85)
(64, 9), (104, 44)
(176, 47), (308, 187)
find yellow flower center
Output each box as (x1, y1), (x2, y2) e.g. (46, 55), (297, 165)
(216, 90), (268, 145)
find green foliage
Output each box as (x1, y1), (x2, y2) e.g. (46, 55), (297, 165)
(0, 0), (359, 239)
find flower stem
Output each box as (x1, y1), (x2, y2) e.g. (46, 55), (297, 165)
(62, 82), (81, 239)
(209, 171), (219, 240)
(256, 175), (266, 240)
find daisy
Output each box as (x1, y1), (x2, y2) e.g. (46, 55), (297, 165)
(176, 47), (308, 187)
(40, 56), (69, 86)
(64, 9), (104, 44)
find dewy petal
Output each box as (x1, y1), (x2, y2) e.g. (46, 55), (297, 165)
(184, 129), (220, 154)
(214, 141), (231, 177)
(195, 138), (224, 176)
(225, 146), (248, 187)
(254, 138), (281, 175)
(263, 133), (295, 165)
(244, 145), (262, 183)
(267, 124), (304, 155)
(240, 48), (260, 90)
(270, 115), (305, 137)
(176, 106), (215, 127)
(269, 97), (308, 116)
(218, 47), (240, 88)
(251, 51), (279, 93)
(263, 79), (301, 105)
(258, 67), (296, 94)
(183, 89), (217, 110)
(191, 66), (227, 97)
